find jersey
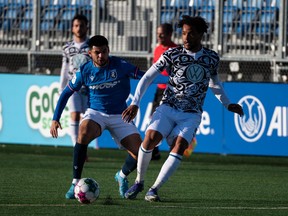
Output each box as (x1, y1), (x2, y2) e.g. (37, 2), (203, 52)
(59, 37), (90, 92)
(69, 56), (145, 114)
(154, 46), (220, 113)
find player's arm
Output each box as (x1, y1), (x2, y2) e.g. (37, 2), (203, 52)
(50, 86), (74, 138)
(122, 65), (159, 122)
(209, 74), (244, 117)
(59, 51), (69, 94)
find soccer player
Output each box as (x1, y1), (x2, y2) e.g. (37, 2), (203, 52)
(150, 23), (177, 160)
(50, 35), (167, 199)
(59, 14), (99, 150)
(122, 16), (244, 202)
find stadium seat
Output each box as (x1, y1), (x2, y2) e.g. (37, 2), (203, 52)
(20, 7), (33, 31)
(41, 5), (61, 31)
(199, 6), (214, 24)
(255, 7), (278, 39)
(223, 6), (239, 33)
(2, 6), (22, 31)
(235, 7), (259, 36)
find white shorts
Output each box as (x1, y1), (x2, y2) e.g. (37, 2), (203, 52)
(81, 108), (140, 148)
(148, 104), (202, 146)
(68, 91), (88, 113)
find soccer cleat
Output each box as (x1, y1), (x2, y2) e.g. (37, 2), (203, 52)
(65, 184), (76, 199)
(114, 171), (129, 198)
(124, 182), (144, 199)
(145, 188), (161, 202)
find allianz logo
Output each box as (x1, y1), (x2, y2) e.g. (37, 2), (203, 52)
(235, 95), (288, 142)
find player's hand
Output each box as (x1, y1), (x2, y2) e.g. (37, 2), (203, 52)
(50, 120), (62, 138)
(122, 105), (139, 123)
(228, 103), (244, 117)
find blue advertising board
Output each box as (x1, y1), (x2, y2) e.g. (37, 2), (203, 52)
(0, 74), (287, 156)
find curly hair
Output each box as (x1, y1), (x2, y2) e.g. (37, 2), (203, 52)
(177, 15), (208, 34)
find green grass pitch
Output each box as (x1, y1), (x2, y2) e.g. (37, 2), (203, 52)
(0, 144), (288, 216)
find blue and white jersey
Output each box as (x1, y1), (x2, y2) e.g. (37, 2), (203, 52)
(69, 56), (144, 114)
(154, 46), (220, 113)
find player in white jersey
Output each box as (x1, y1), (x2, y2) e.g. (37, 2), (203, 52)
(123, 16), (244, 202)
(59, 14), (99, 150)
(50, 35), (168, 199)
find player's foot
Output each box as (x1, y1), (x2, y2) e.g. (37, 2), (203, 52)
(145, 188), (160, 202)
(114, 171), (128, 198)
(65, 184), (76, 199)
(124, 182), (144, 199)
(151, 147), (161, 160)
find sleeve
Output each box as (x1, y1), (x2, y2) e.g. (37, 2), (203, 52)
(59, 50), (70, 93)
(131, 65), (160, 106)
(209, 74), (231, 109)
(52, 86), (74, 121)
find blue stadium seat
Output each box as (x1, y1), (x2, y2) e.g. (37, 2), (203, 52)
(255, 7), (278, 38)
(2, 6), (22, 31)
(199, 6), (214, 24)
(236, 7), (259, 36)
(20, 7), (33, 31)
(223, 6), (239, 33)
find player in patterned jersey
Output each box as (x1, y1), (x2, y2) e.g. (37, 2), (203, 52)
(123, 16), (244, 202)
(59, 14), (99, 150)
(50, 35), (168, 199)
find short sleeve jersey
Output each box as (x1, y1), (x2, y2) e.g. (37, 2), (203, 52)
(153, 46), (220, 113)
(62, 38), (90, 79)
(69, 56), (142, 114)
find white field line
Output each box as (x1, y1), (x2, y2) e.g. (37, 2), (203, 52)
(0, 204), (288, 210)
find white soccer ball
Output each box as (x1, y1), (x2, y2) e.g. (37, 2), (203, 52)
(74, 178), (100, 204)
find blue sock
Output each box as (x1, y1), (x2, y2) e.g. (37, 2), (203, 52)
(121, 154), (137, 176)
(73, 143), (87, 179)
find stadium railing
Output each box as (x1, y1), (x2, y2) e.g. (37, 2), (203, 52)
(0, 0), (287, 82)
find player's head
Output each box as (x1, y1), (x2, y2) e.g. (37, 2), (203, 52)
(72, 14), (89, 39)
(157, 23), (173, 45)
(178, 16), (208, 51)
(88, 35), (110, 67)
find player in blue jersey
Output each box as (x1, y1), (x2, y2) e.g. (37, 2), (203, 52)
(50, 35), (167, 199)
(123, 16), (244, 202)
(59, 14), (99, 150)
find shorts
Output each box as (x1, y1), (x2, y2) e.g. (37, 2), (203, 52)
(148, 104), (201, 146)
(68, 91), (88, 113)
(81, 108), (140, 148)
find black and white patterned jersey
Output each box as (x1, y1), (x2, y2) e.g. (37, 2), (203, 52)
(154, 46), (220, 113)
(59, 37), (90, 92)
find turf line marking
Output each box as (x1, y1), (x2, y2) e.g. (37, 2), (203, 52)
(0, 204), (288, 210)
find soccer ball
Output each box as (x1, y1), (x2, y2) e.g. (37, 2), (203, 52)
(74, 178), (100, 204)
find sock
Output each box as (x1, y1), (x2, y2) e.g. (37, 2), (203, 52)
(135, 144), (153, 184)
(73, 143), (88, 179)
(121, 154), (137, 177)
(70, 120), (79, 146)
(151, 152), (182, 190)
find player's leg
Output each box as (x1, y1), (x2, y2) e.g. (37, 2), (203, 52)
(151, 88), (165, 160)
(68, 93), (83, 146)
(110, 116), (142, 198)
(145, 136), (187, 202)
(66, 118), (100, 199)
(145, 112), (201, 202)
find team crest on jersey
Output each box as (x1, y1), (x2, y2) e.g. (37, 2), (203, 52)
(110, 70), (117, 79)
(71, 75), (76, 84)
(185, 64), (205, 82)
(89, 75), (95, 81)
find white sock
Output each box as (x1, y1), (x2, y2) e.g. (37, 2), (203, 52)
(94, 138), (99, 149)
(151, 152), (182, 190)
(135, 144), (153, 184)
(70, 120), (79, 146)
